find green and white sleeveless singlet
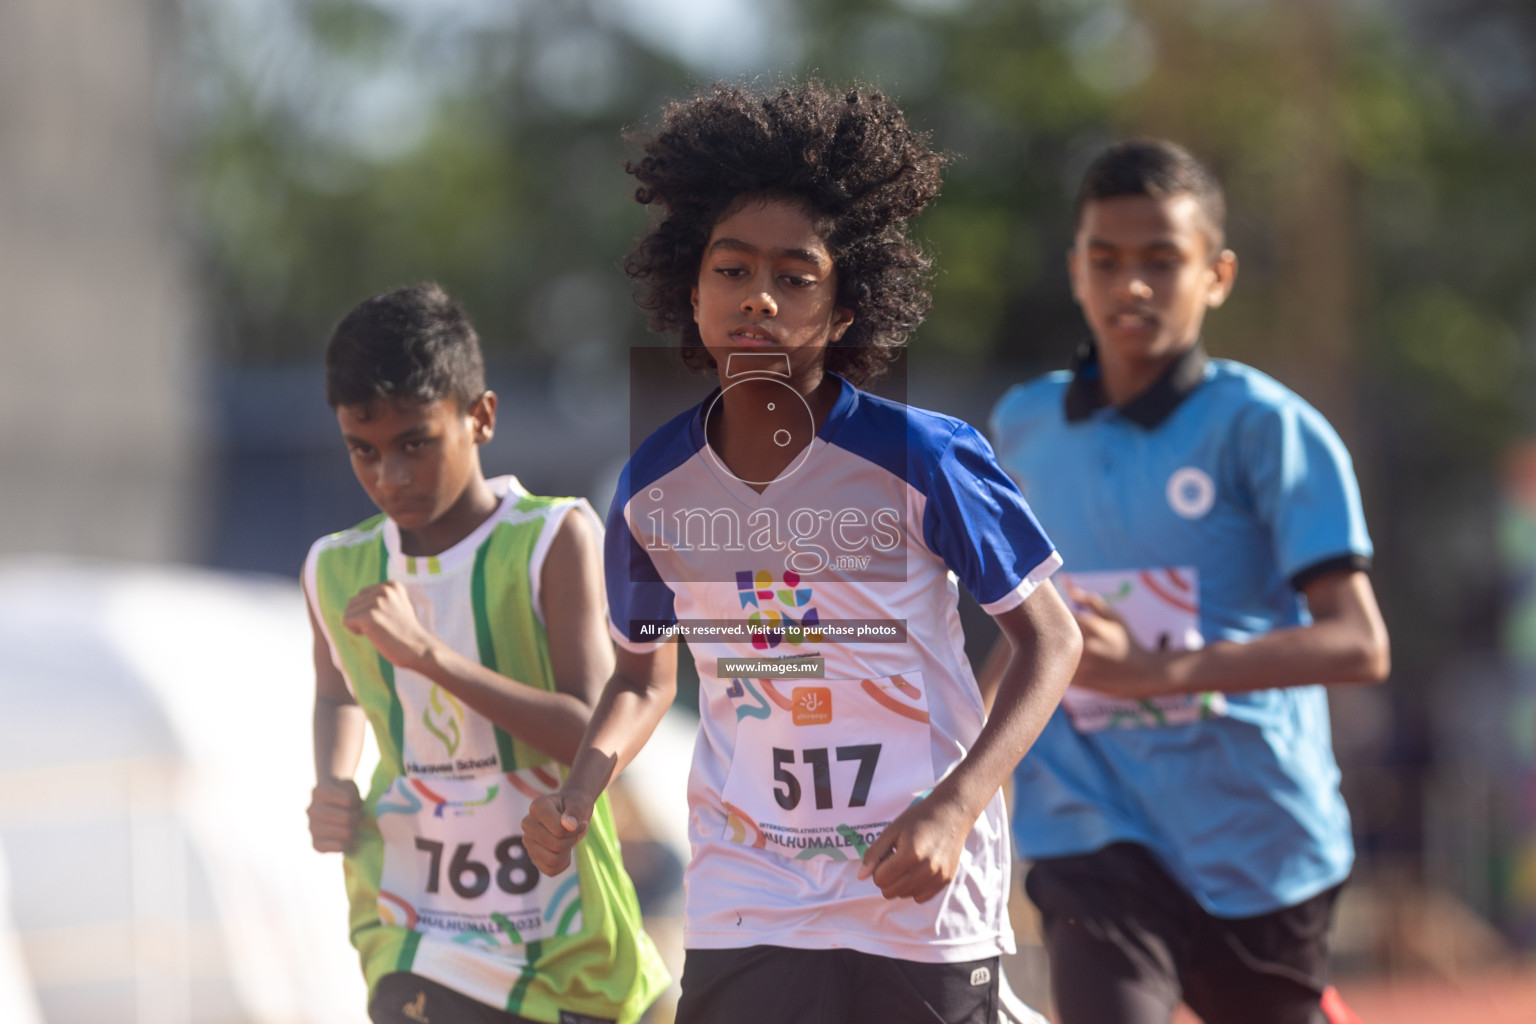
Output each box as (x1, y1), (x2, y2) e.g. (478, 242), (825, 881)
(304, 476), (667, 1023)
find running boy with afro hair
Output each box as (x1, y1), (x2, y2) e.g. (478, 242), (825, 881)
(523, 82), (1080, 1024)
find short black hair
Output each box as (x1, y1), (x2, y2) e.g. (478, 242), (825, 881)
(1075, 139), (1227, 251)
(325, 283), (486, 410)
(624, 81), (946, 386)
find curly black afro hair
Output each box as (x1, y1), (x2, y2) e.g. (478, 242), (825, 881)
(623, 81), (946, 386)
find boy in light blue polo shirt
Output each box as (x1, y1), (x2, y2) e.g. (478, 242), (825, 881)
(985, 141), (1390, 1024)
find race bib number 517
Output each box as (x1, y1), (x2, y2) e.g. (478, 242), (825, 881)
(374, 768), (582, 950)
(718, 672), (937, 861)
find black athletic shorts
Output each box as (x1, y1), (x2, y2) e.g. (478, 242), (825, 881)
(1026, 842), (1342, 1024)
(676, 945), (1000, 1024)
(369, 972), (564, 1024)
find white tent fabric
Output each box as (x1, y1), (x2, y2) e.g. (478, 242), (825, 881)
(0, 557), (699, 1024)
(0, 845), (45, 1024)
(0, 558), (371, 1024)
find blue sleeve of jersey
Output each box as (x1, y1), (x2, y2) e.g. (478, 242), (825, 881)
(921, 422), (1058, 608)
(604, 463), (676, 646)
(1238, 398), (1373, 586)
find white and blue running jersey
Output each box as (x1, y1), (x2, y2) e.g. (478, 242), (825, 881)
(990, 344), (1372, 917)
(607, 373), (1060, 962)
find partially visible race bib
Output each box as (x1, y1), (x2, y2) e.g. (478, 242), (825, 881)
(718, 673), (938, 861)
(1059, 568), (1228, 732)
(374, 767), (582, 950)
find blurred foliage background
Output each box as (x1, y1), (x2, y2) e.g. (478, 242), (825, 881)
(181, 0), (1536, 950)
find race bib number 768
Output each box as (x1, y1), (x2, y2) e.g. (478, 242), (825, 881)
(374, 768), (582, 951)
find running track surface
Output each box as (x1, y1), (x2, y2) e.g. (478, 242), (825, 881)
(1166, 970), (1536, 1024)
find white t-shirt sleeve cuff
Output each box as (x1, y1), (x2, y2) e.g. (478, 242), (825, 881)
(609, 618), (669, 654)
(980, 550), (1063, 617)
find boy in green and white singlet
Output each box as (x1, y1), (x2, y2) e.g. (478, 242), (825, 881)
(303, 283), (667, 1024)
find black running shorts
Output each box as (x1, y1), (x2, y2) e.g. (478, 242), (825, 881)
(1026, 842), (1342, 1024)
(369, 973), (557, 1024)
(676, 944), (1000, 1024)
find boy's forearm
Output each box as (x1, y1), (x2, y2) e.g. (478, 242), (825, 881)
(416, 640), (594, 764)
(1078, 571), (1389, 699)
(942, 594), (1081, 822)
(1134, 618), (1390, 697)
(314, 696), (367, 782)
(946, 656), (1077, 820)
(975, 633), (1011, 714)
(561, 667), (677, 803)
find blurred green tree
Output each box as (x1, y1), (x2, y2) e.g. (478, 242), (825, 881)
(187, 0), (699, 368)
(188, 1), (1536, 451)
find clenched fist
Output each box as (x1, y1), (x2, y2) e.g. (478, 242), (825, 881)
(308, 777), (362, 854)
(520, 791), (595, 875)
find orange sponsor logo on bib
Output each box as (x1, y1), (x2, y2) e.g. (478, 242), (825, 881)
(792, 686), (832, 726)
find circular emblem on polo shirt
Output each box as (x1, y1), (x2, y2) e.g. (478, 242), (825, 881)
(1166, 466), (1215, 519)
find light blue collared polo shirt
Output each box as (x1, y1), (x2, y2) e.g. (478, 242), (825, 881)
(991, 343), (1372, 917)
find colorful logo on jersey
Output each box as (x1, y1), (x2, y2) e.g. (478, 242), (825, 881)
(375, 780), (424, 818)
(724, 677), (773, 720)
(791, 686), (832, 726)
(793, 823), (874, 861)
(736, 568), (813, 609)
(736, 569), (822, 648)
(502, 764), (564, 801)
(1137, 568), (1198, 615)
(860, 675), (929, 723)
(542, 873), (583, 938)
(725, 677), (803, 721)
(377, 889), (419, 929)
(422, 685), (463, 756)
(380, 777), (500, 819)
(723, 801), (768, 848)
(1166, 466), (1216, 519)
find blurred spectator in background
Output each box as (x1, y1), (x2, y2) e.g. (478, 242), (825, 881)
(983, 140), (1389, 1024)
